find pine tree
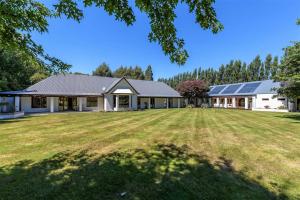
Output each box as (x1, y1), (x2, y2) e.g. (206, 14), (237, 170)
(264, 54), (272, 79)
(271, 56), (279, 79)
(144, 65), (154, 81)
(259, 63), (265, 80)
(92, 62), (112, 77)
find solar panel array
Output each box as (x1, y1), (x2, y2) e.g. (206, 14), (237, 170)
(237, 82), (261, 93)
(209, 86), (226, 94)
(221, 84), (241, 94)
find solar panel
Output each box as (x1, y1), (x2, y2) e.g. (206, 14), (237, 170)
(209, 86), (226, 94)
(237, 82), (261, 93)
(221, 84), (241, 94)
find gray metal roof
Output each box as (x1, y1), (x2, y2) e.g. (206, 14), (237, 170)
(208, 80), (280, 97)
(0, 74), (181, 97)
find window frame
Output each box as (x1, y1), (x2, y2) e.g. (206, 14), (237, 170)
(277, 97), (286, 101)
(86, 97), (98, 107)
(119, 95), (129, 108)
(31, 96), (47, 108)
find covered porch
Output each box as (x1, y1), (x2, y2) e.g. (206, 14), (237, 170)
(212, 96), (254, 110)
(137, 97), (182, 109)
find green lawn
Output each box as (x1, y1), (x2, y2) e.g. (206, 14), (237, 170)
(0, 109), (299, 199)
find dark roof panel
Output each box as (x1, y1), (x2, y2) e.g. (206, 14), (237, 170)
(0, 74), (181, 97)
(209, 80), (280, 97)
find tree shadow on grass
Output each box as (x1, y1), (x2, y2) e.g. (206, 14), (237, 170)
(0, 115), (38, 124)
(0, 144), (287, 200)
(276, 114), (300, 123)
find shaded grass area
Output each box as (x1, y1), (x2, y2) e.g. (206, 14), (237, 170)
(0, 144), (281, 200)
(0, 109), (300, 199)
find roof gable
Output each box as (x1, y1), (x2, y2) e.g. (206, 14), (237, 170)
(105, 77), (139, 94)
(0, 74), (181, 97)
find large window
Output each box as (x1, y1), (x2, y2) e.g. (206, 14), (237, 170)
(87, 97), (98, 107)
(227, 98), (232, 104)
(119, 96), (129, 108)
(32, 96), (47, 108)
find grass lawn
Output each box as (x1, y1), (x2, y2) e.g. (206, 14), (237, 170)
(0, 109), (299, 199)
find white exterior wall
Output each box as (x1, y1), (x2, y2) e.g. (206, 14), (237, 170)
(21, 97), (59, 113)
(255, 94), (288, 110)
(104, 94), (114, 111)
(131, 95), (138, 110)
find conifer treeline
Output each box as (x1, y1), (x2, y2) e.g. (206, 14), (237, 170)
(158, 55), (280, 88)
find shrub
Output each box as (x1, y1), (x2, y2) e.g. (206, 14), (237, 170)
(264, 105), (270, 109)
(277, 105), (286, 110)
(186, 104), (195, 108)
(201, 103), (209, 108)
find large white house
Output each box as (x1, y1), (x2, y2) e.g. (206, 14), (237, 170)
(0, 74), (183, 113)
(0, 75), (299, 115)
(209, 80), (300, 112)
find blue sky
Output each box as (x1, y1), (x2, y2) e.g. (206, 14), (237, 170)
(32, 0), (300, 80)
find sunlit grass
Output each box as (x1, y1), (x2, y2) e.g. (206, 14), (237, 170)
(0, 109), (299, 199)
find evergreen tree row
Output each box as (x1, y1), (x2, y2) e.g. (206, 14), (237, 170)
(158, 54), (280, 88)
(92, 63), (153, 81)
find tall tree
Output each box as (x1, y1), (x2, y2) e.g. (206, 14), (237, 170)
(132, 66), (145, 80)
(275, 42), (300, 100)
(0, 0), (223, 71)
(259, 63), (265, 80)
(271, 56), (279, 79)
(248, 56), (261, 81)
(92, 62), (112, 77)
(113, 66), (145, 80)
(145, 65), (154, 81)
(264, 54), (272, 79)
(0, 48), (49, 91)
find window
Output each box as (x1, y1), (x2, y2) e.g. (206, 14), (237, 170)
(87, 97), (97, 107)
(113, 95), (116, 108)
(119, 96), (129, 108)
(213, 98), (217, 104)
(262, 98), (269, 101)
(277, 98), (286, 101)
(32, 96), (47, 108)
(227, 98), (232, 104)
(150, 98), (155, 108)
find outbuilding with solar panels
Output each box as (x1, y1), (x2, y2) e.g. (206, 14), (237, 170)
(208, 80), (299, 112)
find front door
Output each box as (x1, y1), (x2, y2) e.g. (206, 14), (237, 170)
(59, 97), (77, 111)
(297, 98), (300, 111)
(68, 98), (73, 110)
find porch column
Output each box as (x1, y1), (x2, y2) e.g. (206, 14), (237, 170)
(79, 97), (83, 112)
(208, 98), (212, 107)
(129, 95), (132, 110)
(216, 98), (220, 107)
(166, 98), (169, 109)
(116, 95), (119, 111)
(50, 97), (54, 113)
(252, 96), (256, 109)
(177, 98), (180, 108)
(14, 96), (20, 112)
(148, 97), (151, 109)
(245, 97), (249, 109)
(104, 96), (107, 112)
(232, 97), (236, 108)
(224, 97), (228, 108)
